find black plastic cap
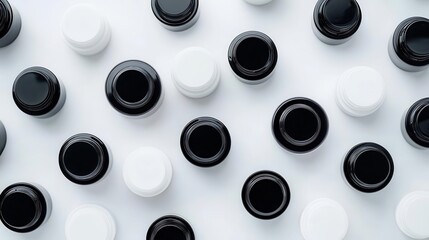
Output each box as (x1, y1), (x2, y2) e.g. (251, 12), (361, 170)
(0, 0), (13, 39)
(152, 0), (199, 27)
(147, 215), (195, 240)
(404, 98), (429, 148)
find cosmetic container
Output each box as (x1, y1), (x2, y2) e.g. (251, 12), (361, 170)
(402, 98), (429, 149)
(147, 215), (195, 240)
(396, 191), (429, 239)
(0, 0), (21, 47)
(151, 0), (199, 31)
(0, 120), (6, 156)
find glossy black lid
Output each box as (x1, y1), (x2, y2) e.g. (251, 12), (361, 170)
(0, 0), (13, 39)
(272, 97), (329, 153)
(147, 215), (195, 240)
(181, 117), (231, 167)
(404, 98), (429, 147)
(106, 60), (162, 116)
(0, 183), (47, 233)
(343, 143), (394, 193)
(228, 31), (278, 81)
(152, 0), (198, 27)
(313, 0), (362, 40)
(59, 133), (110, 185)
(393, 17), (429, 66)
(12, 67), (62, 116)
(242, 171), (290, 220)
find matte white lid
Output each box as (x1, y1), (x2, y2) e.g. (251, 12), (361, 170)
(396, 191), (429, 239)
(65, 204), (116, 240)
(172, 47), (220, 98)
(123, 147), (173, 197)
(244, 0), (273, 6)
(300, 198), (349, 240)
(336, 66), (386, 117)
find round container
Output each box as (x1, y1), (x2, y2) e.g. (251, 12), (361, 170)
(66, 204), (116, 240)
(147, 215), (195, 240)
(13, 67), (66, 118)
(0, 0), (21, 48)
(0, 120), (6, 156)
(402, 98), (429, 149)
(336, 66), (386, 117)
(388, 17), (429, 72)
(106, 60), (163, 118)
(244, 0), (273, 6)
(59, 133), (110, 185)
(396, 191), (429, 239)
(228, 31), (278, 84)
(61, 4), (111, 56)
(300, 198), (349, 240)
(272, 97), (329, 153)
(123, 147), (172, 198)
(0, 183), (52, 233)
(343, 142), (394, 193)
(312, 0), (362, 45)
(242, 170), (291, 220)
(172, 47), (220, 98)
(180, 117), (231, 167)
(151, 0), (199, 31)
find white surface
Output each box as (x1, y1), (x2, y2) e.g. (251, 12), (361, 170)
(65, 204), (116, 240)
(300, 198), (348, 240)
(0, 0), (428, 239)
(123, 147), (172, 197)
(396, 191), (429, 239)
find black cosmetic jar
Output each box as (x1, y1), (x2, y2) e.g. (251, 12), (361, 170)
(180, 117), (231, 167)
(106, 60), (163, 118)
(0, 0), (21, 47)
(0, 120), (6, 156)
(0, 183), (52, 233)
(147, 215), (195, 240)
(59, 133), (110, 185)
(343, 143), (394, 193)
(228, 31), (278, 84)
(272, 97), (329, 153)
(312, 0), (362, 45)
(151, 0), (199, 31)
(402, 98), (429, 149)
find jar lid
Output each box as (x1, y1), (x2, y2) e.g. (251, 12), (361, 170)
(0, 183), (47, 233)
(0, 120), (6, 156)
(106, 60), (162, 117)
(313, 0), (362, 40)
(151, 0), (198, 27)
(12, 67), (62, 116)
(0, 0), (13, 39)
(272, 97), (329, 153)
(404, 98), (429, 148)
(180, 117), (231, 167)
(147, 215), (195, 240)
(242, 171), (290, 220)
(343, 142), (394, 193)
(59, 133), (110, 185)
(123, 147), (173, 197)
(396, 191), (429, 239)
(228, 31), (278, 83)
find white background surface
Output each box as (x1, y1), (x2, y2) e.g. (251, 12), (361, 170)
(0, 0), (429, 239)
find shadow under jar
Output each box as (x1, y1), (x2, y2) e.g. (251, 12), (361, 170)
(228, 31), (278, 84)
(147, 215), (195, 240)
(0, 0), (21, 48)
(343, 143), (394, 193)
(106, 60), (163, 118)
(151, 0), (199, 32)
(272, 97), (329, 154)
(402, 98), (429, 149)
(312, 0), (362, 45)
(389, 17), (429, 72)
(12, 67), (66, 118)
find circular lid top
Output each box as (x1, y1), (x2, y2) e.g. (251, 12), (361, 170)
(66, 204), (116, 240)
(172, 47), (220, 97)
(59, 133), (110, 185)
(404, 98), (429, 148)
(301, 198), (349, 240)
(393, 17), (429, 66)
(313, 0), (362, 40)
(0, 0), (13, 39)
(147, 215), (195, 240)
(396, 191), (429, 239)
(242, 171), (291, 220)
(180, 117), (231, 167)
(343, 142), (394, 193)
(106, 60), (162, 116)
(151, 0), (199, 27)
(0, 183), (47, 233)
(13, 67), (62, 116)
(272, 97), (329, 153)
(123, 147), (173, 197)
(228, 31), (278, 82)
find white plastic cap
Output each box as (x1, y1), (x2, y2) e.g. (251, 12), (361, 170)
(123, 147), (173, 197)
(396, 191), (429, 239)
(244, 0), (273, 6)
(336, 66), (386, 117)
(300, 198), (349, 240)
(172, 47), (220, 98)
(65, 204), (116, 240)
(62, 4), (111, 55)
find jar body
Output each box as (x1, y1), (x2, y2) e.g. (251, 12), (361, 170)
(0, 1), (21, 48)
